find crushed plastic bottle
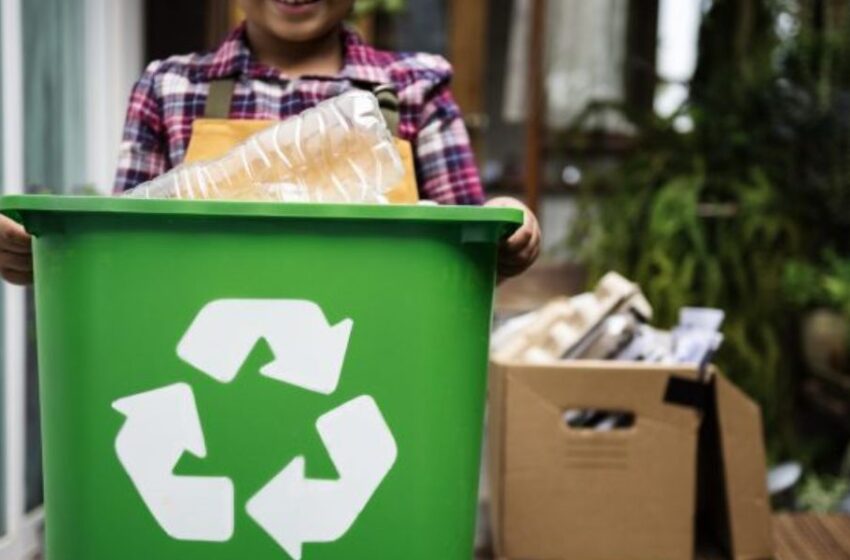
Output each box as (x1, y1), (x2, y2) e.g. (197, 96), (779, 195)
(123, 91), (404, 203)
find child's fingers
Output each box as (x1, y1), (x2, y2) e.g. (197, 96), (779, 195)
(498, 223), (541, 278)
(0, 251), (33, 272)
(489, 197), (541, 279)
(1, 267), (33, 286)
(530, 225), (541, 257)
(498, 243), (535, 270)
(505, 212), (540, 252)
(515, 243), (539, 267)
(3, 244), (31, 256)
(505, 215), (535, 250)
(1, 217), (32, 252)
(505, 227), (532, 252)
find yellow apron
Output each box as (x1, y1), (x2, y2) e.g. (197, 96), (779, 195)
(183, 80), (419, 204)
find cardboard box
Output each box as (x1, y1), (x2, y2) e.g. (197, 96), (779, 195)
(487, 360), (773, 560)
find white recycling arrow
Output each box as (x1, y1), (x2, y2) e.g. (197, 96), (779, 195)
(112, 383), (235, 542)
(246, 395), (398, 560)
(177, 299), (353, 395)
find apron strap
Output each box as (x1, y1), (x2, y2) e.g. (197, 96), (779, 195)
(372, 84), (401, 137)
(204, 79), (237, 119)
(203, 78), (401, 136)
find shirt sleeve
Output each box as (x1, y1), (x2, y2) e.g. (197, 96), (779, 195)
(414, 70), (485, 205)
(113, 62), (169, 193)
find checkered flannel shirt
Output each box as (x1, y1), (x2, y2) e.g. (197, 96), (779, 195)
(114, 23), (484, 205)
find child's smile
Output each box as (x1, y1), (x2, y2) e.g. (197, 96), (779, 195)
(238, 0), (353, 44)
(271, 0), (324, 17)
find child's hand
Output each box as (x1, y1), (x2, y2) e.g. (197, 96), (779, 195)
(0, 215), (33, 285)
(486, 197), (541, 280)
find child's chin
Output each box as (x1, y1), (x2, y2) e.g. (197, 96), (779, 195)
(267, 18), (330, 42)
(264, 1), (333, 38)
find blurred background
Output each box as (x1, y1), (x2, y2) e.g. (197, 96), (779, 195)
(0, 0), (848, 558)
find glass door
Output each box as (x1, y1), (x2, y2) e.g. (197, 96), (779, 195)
(0, 0), (41, 557)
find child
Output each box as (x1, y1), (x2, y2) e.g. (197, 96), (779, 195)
(0, 0), (540, 284)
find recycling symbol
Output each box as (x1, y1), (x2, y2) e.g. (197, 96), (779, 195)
(111, 299), (398, 559)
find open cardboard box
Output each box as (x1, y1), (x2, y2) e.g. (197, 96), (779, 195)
(487, 360), (773, 560)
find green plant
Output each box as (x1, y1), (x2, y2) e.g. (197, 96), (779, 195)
(797, 474), (850, 512)
(567, 0), (850, 458)
(785, 252), (850, 317)
(571, 144), (801, 443)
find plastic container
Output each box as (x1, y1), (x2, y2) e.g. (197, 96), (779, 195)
(0, 196), (521, 560)
(124, 91), (403, 203)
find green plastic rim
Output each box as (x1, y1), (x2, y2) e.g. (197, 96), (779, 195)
(0, 195), (524, 229)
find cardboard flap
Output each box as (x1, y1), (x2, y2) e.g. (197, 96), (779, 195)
(500, 361), (704, 429)
(713, 372), (774, 559)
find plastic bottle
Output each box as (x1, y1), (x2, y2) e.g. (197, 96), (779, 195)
(124, 91), (404, 203)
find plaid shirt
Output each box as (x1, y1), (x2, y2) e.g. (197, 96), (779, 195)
(114, 24), (484, 205)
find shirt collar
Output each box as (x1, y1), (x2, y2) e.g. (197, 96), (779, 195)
(338, 24), (392, 85)
(205, 22), (391, 85)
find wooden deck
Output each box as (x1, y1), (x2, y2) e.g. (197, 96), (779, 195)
(691, 514), (850, 559)
(770, 514), (850, 560)
(479, 514), (850, 560)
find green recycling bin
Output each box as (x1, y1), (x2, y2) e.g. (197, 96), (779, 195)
(0, 196), (521, 560)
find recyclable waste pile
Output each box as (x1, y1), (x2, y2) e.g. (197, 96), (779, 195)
(123, 91), (403, 203)
(491, 272), (725, 430)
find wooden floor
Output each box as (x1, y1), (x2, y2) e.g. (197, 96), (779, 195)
(479, 514), (850, 560)
(771, 514), (850, 560)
